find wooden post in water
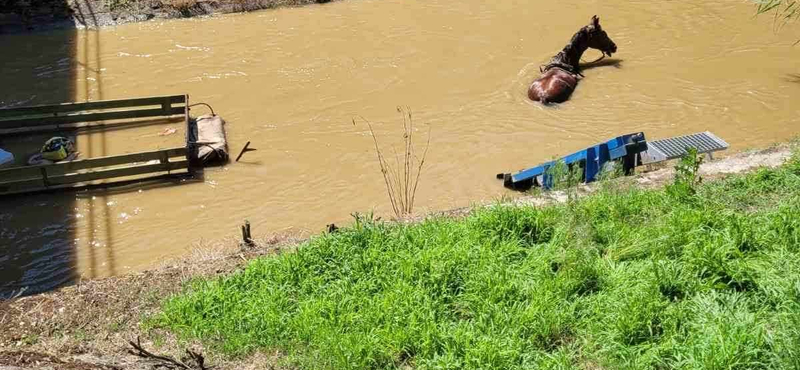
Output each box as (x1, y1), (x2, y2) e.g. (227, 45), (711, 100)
(240, 220), (254, 248)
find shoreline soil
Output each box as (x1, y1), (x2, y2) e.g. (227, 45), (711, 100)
(0, 142), (796, 369)
(0, 0), (335, 34)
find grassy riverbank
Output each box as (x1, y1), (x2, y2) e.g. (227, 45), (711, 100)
(0, 144), (798, 369)
(150, 148), (800, 369)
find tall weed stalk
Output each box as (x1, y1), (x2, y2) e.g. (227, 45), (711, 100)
(356, 107), (431, 219)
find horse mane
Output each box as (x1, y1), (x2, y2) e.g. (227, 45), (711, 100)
(541, 26), (592, 74)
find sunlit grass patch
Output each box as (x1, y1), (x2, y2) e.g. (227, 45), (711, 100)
(152, 150), (800, 369)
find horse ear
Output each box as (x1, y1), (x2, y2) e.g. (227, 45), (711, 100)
(592, 15), (600, 27)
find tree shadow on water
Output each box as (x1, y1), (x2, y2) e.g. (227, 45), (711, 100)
(0, 193), (79, 299)
(0, 25), (81, 299)
(1, 2), (200, 298)
(0, 1), (120, 299)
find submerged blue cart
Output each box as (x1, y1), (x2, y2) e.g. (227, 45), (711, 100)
(497, 131), (729, 190)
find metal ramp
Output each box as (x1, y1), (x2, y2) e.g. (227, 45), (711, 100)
(641, 131), (728, 164)
(497, 131), (729, 191)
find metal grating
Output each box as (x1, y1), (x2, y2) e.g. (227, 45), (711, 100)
(644, 131), (728, 163)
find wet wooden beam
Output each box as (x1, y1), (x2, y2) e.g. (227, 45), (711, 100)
(0, 95), (187, 119)
(0, 94), (195, 196)
(0, 159), (190, 195)
(0, 147), (187, 181)
(47, 159), (190, 185)
(0, 107), (186, 130)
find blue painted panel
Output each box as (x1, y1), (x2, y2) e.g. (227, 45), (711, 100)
(511, 165), (547, 182)
(609, 145), (627, 160)
(562, 151), (587, 164)
(504, 132), (646, 190)
(584, 146), (599, 183)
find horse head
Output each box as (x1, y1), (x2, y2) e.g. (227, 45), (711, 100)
(528, 15), (618, 104)
(585, 15), (617, 57)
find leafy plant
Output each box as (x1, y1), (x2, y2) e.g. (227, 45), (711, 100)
(753, 0), (800, 43)
(666, 147), (703, 200)
(755, 0), (799, 24)
(543, 159), (584, 203)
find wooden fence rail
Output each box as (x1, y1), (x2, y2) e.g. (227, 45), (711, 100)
(0, 94), (193, 196)
(0, 147), (190, 195)
(0, 94), (188, 133)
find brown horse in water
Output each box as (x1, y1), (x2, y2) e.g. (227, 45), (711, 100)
(528, 16), (617, 105)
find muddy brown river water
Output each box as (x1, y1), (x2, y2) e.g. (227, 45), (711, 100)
(1, 0), (799, 296)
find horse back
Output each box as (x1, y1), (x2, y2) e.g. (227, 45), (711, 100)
(528, 68), (579, 104)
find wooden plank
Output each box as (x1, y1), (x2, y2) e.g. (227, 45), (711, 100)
(0, 147), (186, 181)
(0, 160), (190, 195)
(0, 178), (48, 194)
(0, 94), (194, 195)
(0, 116), (185, 136)
(184, 94), (194, 165)
(184, 94), (190, 135)
(0, 107), (186, 129)
(47, 159), (190, 185)
(47, 147), (187, 174)
(0, 95), (187, 119)
(0, 166), (43, 180)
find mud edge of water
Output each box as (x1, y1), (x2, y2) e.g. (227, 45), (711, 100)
(0, 0), (336, 35)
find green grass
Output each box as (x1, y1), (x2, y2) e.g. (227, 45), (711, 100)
(153, 149), (800, 369)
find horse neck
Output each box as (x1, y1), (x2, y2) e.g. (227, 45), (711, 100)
(552, 29), (590, 70)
